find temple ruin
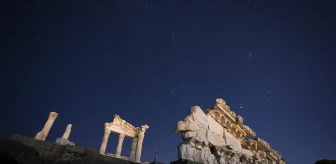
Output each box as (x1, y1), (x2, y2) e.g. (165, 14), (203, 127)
(99, 114), (149, 163)
(173, 98), (286, 164)
(12, 99), (287, 164)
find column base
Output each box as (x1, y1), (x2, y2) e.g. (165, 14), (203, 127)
(55, 137), (75, 146)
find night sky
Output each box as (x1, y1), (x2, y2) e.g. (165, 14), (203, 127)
(1, 0), (336, 164)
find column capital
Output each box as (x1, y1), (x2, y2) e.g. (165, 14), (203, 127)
(48, 112), (58, 120)
(119, 133), (125, 138)
(104, 129), (111, 134)
(139, 124), (149, 132)
(104, 122), (111, 127)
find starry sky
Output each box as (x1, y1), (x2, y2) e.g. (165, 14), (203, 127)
(1, 0), (336, 164)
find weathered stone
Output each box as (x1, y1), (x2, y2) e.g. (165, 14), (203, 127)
(207, 115), (223, 137)
(189, 106), (208, 129)
(23, 155), (43, 164)
(0, 139), (14, 153)
(175, 121), (200, 133)
(6, 148), (21, 158)
(65, 145), (86, 155)
(9, 141), (39, 156)
(42, 150), (56, 160)
(55, 138), (75, 146)
(8, 134), (23, 142)
(85, 149), (100, 158)
(182, 128), (207, 141)
(171, 159), (201, 164)
(174, 98), (284, 164)
(96, 159), (109, 164)
(14, 152), (29, 163)
(20, 136), (38, 147)
(52, 144), (65, 153)
(102, 155), (114, 162)
(73, 158), (86, 164)
(178, 144), (217, 164)
(207, 131), (226, 147)
(85, 157), (98, 164)
(53, 152), (80, 163)
(224, 130), (242, 152)
(36, 148), (45, 158)
(35, 140), (54, 150)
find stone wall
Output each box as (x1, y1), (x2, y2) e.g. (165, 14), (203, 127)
(0, 134), (140, 164)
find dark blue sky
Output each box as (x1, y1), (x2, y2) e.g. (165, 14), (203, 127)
(1, 0), (336, 163)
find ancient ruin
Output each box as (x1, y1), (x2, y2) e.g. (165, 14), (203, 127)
(99, 114), (149, 163)
(4, 99), (288, 164)
(56, 124), (75, 146)
(35, 111), (58, 141)
(173, 98), (286, 164)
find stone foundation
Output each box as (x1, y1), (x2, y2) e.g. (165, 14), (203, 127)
(0, 134), (140, 164)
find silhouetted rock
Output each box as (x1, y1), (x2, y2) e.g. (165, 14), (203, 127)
(315, 159), (336, 164)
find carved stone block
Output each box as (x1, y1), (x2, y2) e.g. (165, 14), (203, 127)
(207, 115), (223, 137)
(36, 148), (45, 158)
(65, 145), (86, 155)
(23, 155), (43, 164)
(20, 136), (38, 147)
(35, 140), (54, 150)
(85, 148), (100, 158)
(0, 139), (14, 153)
(52, 144), (65, 153)
(14, 152), (29, 163)
(43, 150), (57, 160)
(8, 134), (23, 142)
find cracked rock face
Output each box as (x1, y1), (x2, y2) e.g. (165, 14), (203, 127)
(174, 106), (259, 164)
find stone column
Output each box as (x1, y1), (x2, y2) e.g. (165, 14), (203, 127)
(99, 129), (111, 154)
(129, 137), (138, 160)
(135, 132), (145, 163)
(35, 112), (58, 141)
(115, 133), (125, 158)
(62, 124), (72, 139)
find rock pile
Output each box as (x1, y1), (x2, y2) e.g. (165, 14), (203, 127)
(174, 100), (284, 164)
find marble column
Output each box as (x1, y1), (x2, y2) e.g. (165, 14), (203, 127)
(99, 129), (111, 154)
(115, 133), (125, 158)
(135, 132), (145, 163)
(35, 112), (58, 141)
(62, 124), (72, 139)
(129, 137), (138, 160)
